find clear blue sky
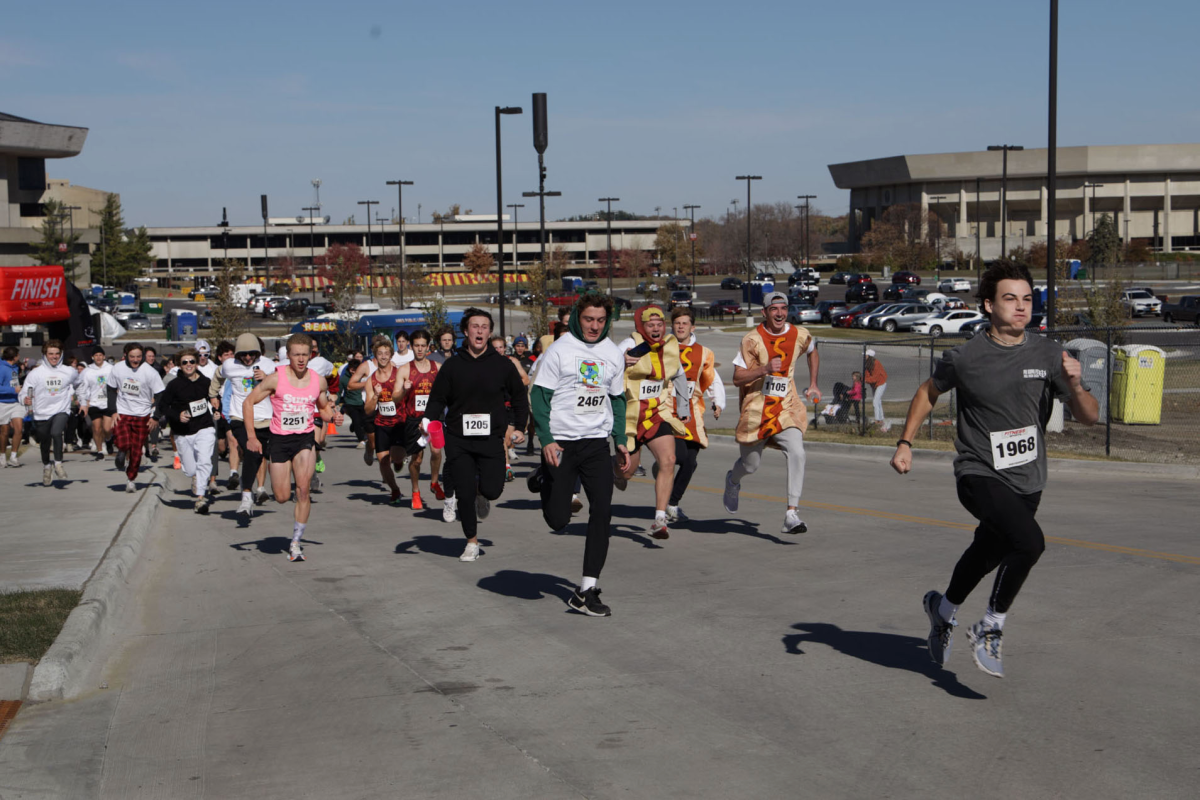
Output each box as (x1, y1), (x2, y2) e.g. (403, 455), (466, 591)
(5, 0), (1197, 228)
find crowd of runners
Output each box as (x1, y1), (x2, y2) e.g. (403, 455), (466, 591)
(0, 262), (1097, 679)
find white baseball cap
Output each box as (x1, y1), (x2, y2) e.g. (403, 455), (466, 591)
(762, 291), (789, 308)
(865, 349), (876, 357)
(195, 339), (210, 353)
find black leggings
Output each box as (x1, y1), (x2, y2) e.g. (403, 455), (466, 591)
(343, 404), (368, 442)
(669, 438), (702, 506)
(946, 474), (1045, 614)
(444, 434), (506, 539)
(232, 421), (272, 491)
(541, 438), (614, 580)
(35, 413), (70, 464)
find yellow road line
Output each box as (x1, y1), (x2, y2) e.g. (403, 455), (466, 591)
(629, 477), (1200, 566)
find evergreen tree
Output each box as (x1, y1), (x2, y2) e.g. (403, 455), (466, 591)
(1087, 213), (1121, 266)
(30, 199), (82, 279)
(94, 194), (126, 286)
(112, 226), (155, 287)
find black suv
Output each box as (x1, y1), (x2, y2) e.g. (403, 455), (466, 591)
(815, 300), (848, 323)
(846, 282), (879, 303)
(268, 298), (310, 319)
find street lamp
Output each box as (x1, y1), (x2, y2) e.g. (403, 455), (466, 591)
(386, 179), (414, 307)
(358, 200), (378, 302)
(683, 204), (700, 295)
(302, 206), (319, 301)
(523, 188), (562, 302)
(1047, 0), (1059, 329)
(929, 195), (947, 280)
(495, 104), (523, 340)
(506, 203), (524, 272)
(1083, 182), (1105, 236)
(987, 144), (1024, 258)
(599, 197), (620, 295)
(797, 194), (816, 269)
(62, 205), (82, 279)
(735, 176), (761, 315)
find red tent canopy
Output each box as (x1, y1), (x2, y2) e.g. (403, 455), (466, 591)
(0, 265), (70, 325)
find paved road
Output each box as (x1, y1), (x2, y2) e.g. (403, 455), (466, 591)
(1, 433), (1197, 799)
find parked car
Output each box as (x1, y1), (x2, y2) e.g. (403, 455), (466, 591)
(1162, 295), (1200, 325)
(891, 270), (922, 285)
(547, 294), (576, 307)
(787, 268), (819, 287)
(787, 303), (822, 325)
(869, 303), (937, 333)
(123, 312), (153, 331)
(828, 271), (852, 285)
(187, 288), (208, 301)
(636, 281), (660, 294)
(942, 297), (969, 310)
(845, 281), (879, 303)
(910, 310), (986, 337)
(882, 284), (907, 301)
(112, 304), (139, 322)
(247, 294), (284, 315)
(720, 276), (743, 290)
(1120, 289), (1162, 317)
(961, 317), (991, 338)
(666, 275), (692, 291)
(815, 300), (848, 323)
(669, 290), (693, 309)
(198, 309), (213, 329)
(832, 301), (885, 328)
(787, 285), (819, 305)
(846, 273), (874, 287)
(856, 302), (910, 329)
(488, 288), (533, 305)
(304, 303), (332, 317)
(938, 277), (972, 293)
(611, 295), (633, 310)
(261, 296), (293, 318)
(270, 298), (311, 320)
(709, 299), (741, 316)
(1027, 313), (1047, 332)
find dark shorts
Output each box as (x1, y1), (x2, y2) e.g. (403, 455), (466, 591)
(403, 417), (428, 456)
(231, 419), (272, 454)
(269, 430), (316, 463)
(216, 415), (229, 437)
(362, 411), (377, 435)
(373, 422), (404, 455)
(87, 406), (113, 422)
(631, 422), (675, 454)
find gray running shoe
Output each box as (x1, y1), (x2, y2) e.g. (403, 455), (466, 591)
(254, 487), (269, 506)
(459, 541), (481, 562)
(42, 465), (53, 486)
(442, 495), (458, 523)
(114, 450), (126, 472)
(722, 470), (740, 514)
(923, 590), (956, 666)
(475, 493), (490, 520)
(226, 471), (240, 490)
(236, 495), (254, 518)
(54, 463), (67, 480)
(966, 622), (1004, 678)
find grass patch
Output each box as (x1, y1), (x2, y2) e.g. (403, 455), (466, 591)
(0, 589), (82, 665)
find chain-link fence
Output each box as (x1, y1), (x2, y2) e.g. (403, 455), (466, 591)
(810, 326), (1200, 464)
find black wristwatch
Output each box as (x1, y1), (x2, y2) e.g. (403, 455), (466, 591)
(896, 439), (912, 448)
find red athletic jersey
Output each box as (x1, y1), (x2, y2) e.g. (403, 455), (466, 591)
(402, 360), (438, 419)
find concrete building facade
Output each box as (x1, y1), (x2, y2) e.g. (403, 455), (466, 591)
(829, 144), (1200, 259)
(143, 218), (679, 284)
(0, 112), (103, 276)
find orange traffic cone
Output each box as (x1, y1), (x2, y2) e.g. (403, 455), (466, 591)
(326, 420), (337, 436)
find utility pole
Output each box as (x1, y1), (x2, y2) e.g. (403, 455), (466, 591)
(599, 197), (619, 295)
(987, 145), (1024, 258)
(683, 204), (700, 295)
(797, 194), (816, 268)
(386, 179), (414, 307)
(507, 203), (524, 272)
(735, 176), (761, 320)
(358, 200), (378, 302)
(302, 206), (319, 302)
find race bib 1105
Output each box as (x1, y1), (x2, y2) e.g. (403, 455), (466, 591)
(763, 375), (789, 399)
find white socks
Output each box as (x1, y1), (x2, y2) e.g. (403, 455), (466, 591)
(983, 607), (1006, 631)
(293, 522), (306, 544)
(580, 576), (597, 591)
(242, 490), (252, 502)
(654, 509), (667, 524)
(938, 595), (958, 623)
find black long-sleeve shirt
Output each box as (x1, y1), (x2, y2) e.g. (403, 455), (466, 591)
(424, 345), (528, 441)
(156, 373), (214, 437)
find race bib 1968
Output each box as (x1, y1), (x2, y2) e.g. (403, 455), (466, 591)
(639, 380), (663, 401)
(463, 413), (490, 436)
(763, 375), (789, 398)
(990, 426), (1038, 470)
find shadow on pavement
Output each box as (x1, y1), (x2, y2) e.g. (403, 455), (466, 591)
(395, 536), (493, 558)
(497, 498), (542, 511)
(476, 569), (574, 602)
(610, 502), (656, 521)
(686, 517), (797, 545)
(230, 535), (324, 555)
(782, 622), (986, 700)
(609, 523), (664, 549)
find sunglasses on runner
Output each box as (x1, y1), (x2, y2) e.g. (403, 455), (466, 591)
(180, 359), (197, 365)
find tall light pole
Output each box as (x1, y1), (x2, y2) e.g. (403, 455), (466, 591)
(1047, 0), (1059, 328)
(1083, 182), (1105, 236)
(683, 204), (700, 294)
(260, 194), (270, 288)
(302, 206), (319, 302)
(735, 176), (761, 291)
(494, 104), (523, 339)
(987, 144), (1023, 258)
(599, 197), (619, 295)
(386, 179), (414, 307)
(62, 205), (82, 279)
(975, 178), (982, 286)
(506, 203), (524, 271)
(358, 200), (378, 302)
(797, 194), (816, 268)
(523, 187), (561, 299)
(929, 195), (947, 280)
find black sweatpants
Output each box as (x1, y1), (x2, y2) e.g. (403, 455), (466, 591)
(945, 474), (1045, 614)
(35, 413), (70, 464)
(343, 403), (368, 442)
(231, 420), (272, 492)
(668, 438), (702, 507)
(444, 433), (506, 539)
(540, 438), (614, 580)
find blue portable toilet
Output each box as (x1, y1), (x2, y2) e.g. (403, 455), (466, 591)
(1067, 259), (1083, 280)
(744, 279), (775, 308)
(170, 309), (197, 340)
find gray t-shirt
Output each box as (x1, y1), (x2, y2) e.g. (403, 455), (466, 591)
(932, 333), (1086, 494)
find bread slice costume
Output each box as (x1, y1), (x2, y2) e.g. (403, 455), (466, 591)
(623, 305), (688, 450)
(734, 323), (813, 443)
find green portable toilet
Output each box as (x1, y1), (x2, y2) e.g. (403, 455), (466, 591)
(1110, 345), (1165, 424)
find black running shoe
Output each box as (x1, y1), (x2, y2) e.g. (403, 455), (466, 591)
(526, 464), (544, 494)
(226, 472), (240, 491)
(115, 451), (126, 472)
(568, 587), (612, 617)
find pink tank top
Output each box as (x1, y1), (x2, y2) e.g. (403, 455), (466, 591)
(270, 367), (320, 435)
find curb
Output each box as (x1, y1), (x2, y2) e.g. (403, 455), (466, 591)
(706, 434), (1200, 477)
(26, 471), (164, 703)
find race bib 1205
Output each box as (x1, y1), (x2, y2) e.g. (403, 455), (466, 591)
(990, 426), (1038, 470)
(463, 413), (491, 436)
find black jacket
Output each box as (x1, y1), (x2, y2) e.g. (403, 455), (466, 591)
(424, 345), (528, 440)
(156, 373), (214, 437)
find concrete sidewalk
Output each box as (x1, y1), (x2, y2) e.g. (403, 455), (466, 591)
(1, 436), (1198, 798)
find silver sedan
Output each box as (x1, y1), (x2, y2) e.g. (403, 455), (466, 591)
(788, 304), (822, 324)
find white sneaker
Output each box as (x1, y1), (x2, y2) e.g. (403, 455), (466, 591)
(254, 487), (269, 506)
(507, 447), (518, 463)
(723, 470), (740, 514)
(459, 541), (481, 562)
(89, 441), (98, 452)
(236, 495), (254, 518)
(7, 452), (17, 468)
(442, 495), (458, 523)
(42, 465), (53, 486)
(355, 440), (366, 449)
(125, 480), (136, 493)
(782, 509), (808, 534)
(287, 542), (305, 562)
(666, 505), (688, 523)
(476, 494), (490, 520)
(54, 463), (67, 480)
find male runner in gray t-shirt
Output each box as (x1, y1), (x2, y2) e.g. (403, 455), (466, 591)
(890, 262), (1099, 678)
